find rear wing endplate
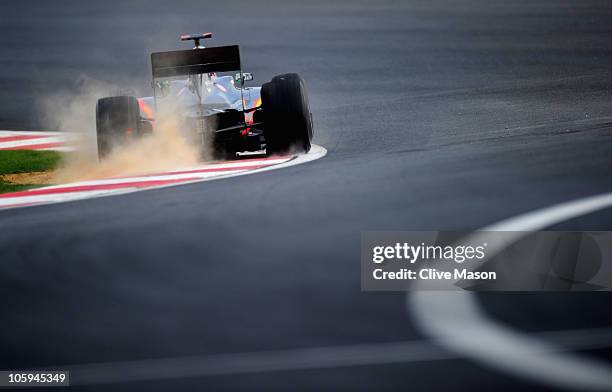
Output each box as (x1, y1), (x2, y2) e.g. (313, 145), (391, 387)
(151, 45), (241, 78)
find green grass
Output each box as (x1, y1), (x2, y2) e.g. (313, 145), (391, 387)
(0, 182), (44, 194)
(0, 150), (62, 175)
(0, 150), (63, 194)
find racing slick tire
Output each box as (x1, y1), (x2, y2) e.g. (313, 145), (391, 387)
(96, 96), (140, 159)
(261, 73), (313, 155)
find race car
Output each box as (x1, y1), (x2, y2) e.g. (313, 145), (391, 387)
(95, 33), (313, 159)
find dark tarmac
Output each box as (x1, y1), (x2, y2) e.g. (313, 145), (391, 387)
(1, 1), (611, 390)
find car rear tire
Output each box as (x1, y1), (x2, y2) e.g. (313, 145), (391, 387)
(261, 73), (313, 155)
(96, 96), (140, 159)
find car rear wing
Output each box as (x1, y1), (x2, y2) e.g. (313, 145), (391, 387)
(151, 45), (241, 78)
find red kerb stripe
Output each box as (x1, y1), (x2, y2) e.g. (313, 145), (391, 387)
(0, 177), (200, 198)
(0, 135), (48, 143)
(121, 163), (272, 178)
(2, 142), (65, 150)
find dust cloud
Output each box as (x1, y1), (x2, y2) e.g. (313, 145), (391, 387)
(40, 76), (200, 183)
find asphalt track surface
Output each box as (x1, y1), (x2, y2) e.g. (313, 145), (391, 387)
(1, 1), (612, 390)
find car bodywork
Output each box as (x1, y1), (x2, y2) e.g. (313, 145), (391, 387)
(96, 32), (313, 159)
(137, 34), (265, 156)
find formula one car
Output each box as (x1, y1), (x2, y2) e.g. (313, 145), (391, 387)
(96, 33), (313, 159)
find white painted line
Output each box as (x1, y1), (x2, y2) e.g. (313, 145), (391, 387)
(410, 192), (612, 390)
(0, 130), (65, 136)
(0, 136), (63, 149)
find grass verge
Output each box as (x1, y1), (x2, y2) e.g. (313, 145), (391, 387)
(0, 182), (43, 194)
(0, 150), (62, 174)
(0, 150), (62, 194)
